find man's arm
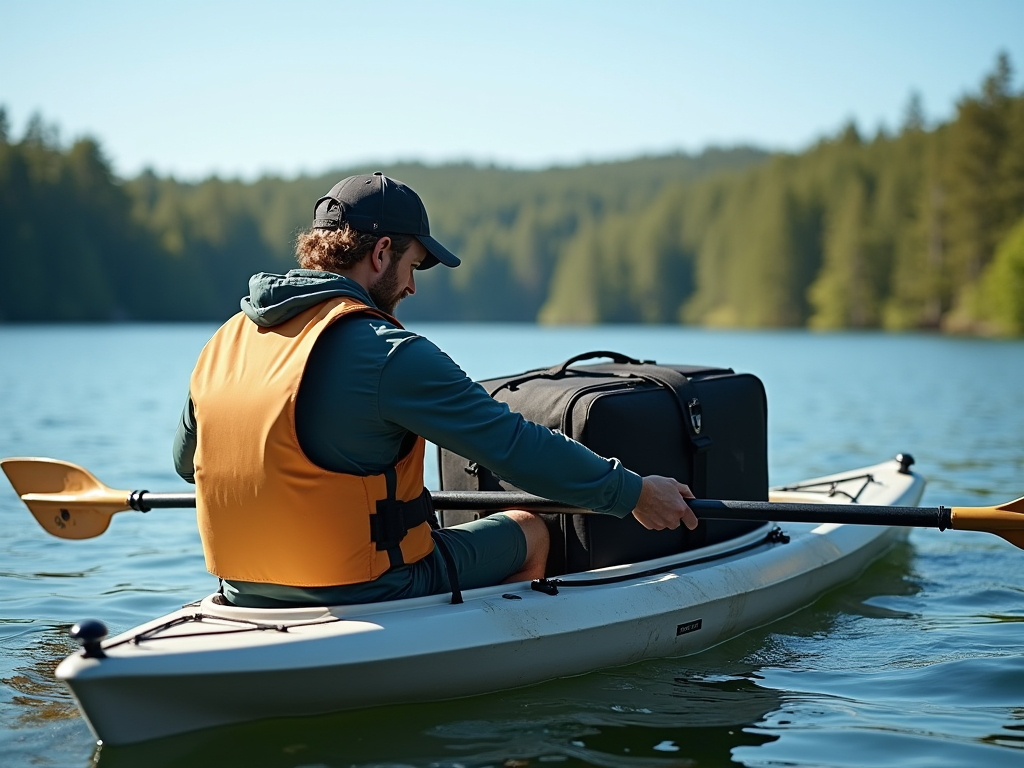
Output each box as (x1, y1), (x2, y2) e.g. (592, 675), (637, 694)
(171, 392), (198, 484)
(377, 336), (644, 517)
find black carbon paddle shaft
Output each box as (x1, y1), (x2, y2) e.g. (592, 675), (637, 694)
(129, 490), (949, 529)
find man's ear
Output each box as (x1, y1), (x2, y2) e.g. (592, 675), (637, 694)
(371, 236), (392, 273)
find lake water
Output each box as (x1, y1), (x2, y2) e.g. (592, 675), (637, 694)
(1, 324), (1022, 768)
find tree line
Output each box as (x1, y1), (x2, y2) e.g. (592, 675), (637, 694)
(1, 53), (1021, 335)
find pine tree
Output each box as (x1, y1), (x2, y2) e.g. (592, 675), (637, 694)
(809, 175), (871, 328)
(980, 214), (1024, 335)
(941, 53), (1015, 330)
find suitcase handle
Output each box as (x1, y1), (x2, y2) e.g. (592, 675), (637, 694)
(497, 351), (651, 392)
(549, 350), (648, 377)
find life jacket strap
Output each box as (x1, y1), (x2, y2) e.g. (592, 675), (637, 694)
(369, 483), (435, 556)
(430, 530), (464, 605)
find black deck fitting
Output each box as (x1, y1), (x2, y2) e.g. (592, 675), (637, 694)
(70, 619), (108, 659)
(896, 453), (915, 475)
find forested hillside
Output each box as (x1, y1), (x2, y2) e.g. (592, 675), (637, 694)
(539, 54), (1024, 335)
(2, 54), (1021, 334)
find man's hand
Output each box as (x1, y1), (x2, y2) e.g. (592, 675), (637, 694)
(631, 475), (698, 531)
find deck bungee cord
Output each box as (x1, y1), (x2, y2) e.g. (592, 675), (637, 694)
(529, 524), (787, 594)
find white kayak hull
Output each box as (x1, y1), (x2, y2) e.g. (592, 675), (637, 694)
(57, 457), (925, 745)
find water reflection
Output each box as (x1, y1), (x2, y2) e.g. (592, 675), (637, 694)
(982, 710), (1024, 750)
(95, 671), (781, 768)
(1, 624), (81, 726)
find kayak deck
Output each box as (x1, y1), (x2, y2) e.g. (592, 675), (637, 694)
(57, 457), (924, 745)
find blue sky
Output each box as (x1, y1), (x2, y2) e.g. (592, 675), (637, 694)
(2, 0), (1021, 181)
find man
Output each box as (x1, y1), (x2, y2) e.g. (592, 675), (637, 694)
(173, 172), (696, 608)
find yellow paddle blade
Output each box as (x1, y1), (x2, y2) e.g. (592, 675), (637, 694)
(1, 457), (130, 540)
(951, 496), (1024, 549)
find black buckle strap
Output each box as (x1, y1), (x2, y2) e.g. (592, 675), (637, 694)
(369, 487), (435, 552)
(431, 531), (464, 605)
(623, 364), (712, 497)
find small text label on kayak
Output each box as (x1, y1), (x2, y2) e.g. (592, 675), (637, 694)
(676, 619), (703, 636)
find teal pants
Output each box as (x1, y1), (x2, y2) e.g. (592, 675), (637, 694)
(222, 513), (527, 608)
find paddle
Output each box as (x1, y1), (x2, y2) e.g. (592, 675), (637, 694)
(3, 456), (1023, 549)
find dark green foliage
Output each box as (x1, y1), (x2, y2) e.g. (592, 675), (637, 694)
(0, 119), (194, 321)
(1, 54), (1022, 335)
(980, 214), (1024, 335)
(679, 52), (1023, 335)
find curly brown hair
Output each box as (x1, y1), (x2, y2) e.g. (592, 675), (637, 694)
(294, 225), (415, 273)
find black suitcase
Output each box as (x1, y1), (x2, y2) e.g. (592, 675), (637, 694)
(438, 351), (769, 574)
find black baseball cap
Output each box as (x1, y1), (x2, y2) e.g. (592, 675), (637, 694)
(311, 172), (460, 269)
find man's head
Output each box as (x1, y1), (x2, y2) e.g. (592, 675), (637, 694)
(294, 227), (423, 314)
(302, 172), (459, 270)
(294, 172), (459, 313)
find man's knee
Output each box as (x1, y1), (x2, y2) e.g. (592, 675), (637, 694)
(501, 510), (549, 563)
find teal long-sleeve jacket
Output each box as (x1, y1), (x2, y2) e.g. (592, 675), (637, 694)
(173, 270), (643, 519)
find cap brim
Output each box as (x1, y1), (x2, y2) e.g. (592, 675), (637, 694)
(416, 235), (461, 269)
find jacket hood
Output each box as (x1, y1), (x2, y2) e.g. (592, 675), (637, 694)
(240, 270), (377, 327)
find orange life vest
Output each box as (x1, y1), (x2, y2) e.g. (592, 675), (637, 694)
(189, 296), (435, 587)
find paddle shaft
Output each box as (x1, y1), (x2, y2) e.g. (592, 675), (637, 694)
(129, 490), (953, 530)
(8, 457), (1020, 547)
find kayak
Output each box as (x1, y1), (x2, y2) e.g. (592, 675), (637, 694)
(56, 456), (924, 746)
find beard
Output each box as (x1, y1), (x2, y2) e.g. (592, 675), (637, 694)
(368, 256), (406, 315)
